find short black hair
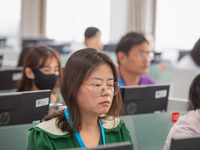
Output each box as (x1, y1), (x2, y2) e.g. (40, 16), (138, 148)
(84, 27), (100, 39)
(115, 32), (149, 55)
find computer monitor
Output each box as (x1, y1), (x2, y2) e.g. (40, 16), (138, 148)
(103, 43), (116, 52)
(0, 89), (51, 126)
(62, 142), (132, 150)
(170, 135), (200, 150)
(151, 52), (162, 63)
(22, 38), (54, 48)
(48, 43), (71, 54)
(0, 67), (22, 90)
(120, 84), (170, 115)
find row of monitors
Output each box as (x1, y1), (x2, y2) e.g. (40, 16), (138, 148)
(0, 84), (170, 126)
(63, 136), (200, 150)
(21, 38), (116, 54)
(1, 64), (200, 93)
(21, 38), (165, 63)
(1, 89), (200, 150)
(0, 89), (199, 150)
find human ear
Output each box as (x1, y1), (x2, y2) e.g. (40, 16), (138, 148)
(25, 67), (35, 79)
(117, 51), (127, 64)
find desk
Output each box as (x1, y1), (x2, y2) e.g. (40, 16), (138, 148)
(120, 112), (186, 150)
(0, 123), (37, 150)
(0, 112), (186, 150)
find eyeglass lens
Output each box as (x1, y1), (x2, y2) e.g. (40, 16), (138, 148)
(94, 82), (120, 96)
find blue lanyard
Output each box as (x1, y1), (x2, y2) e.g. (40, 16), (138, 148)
(64, 108), (105, 149)
(119, 76), (125, 86)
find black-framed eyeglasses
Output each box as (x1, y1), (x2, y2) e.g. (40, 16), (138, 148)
(83, 82), (120, 96)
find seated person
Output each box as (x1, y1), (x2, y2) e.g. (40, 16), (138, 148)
(17, 46), (64, 105)
(84, 27), (104, 51)
(176, 38), (200, 70)
(163, 73), (200, 150)
(115, 32), (155, 86)
(27, 48), (133, 150)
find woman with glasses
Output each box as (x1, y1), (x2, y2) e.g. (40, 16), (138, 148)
(27, 48), (133, 150)
(115, 32), (155, 86)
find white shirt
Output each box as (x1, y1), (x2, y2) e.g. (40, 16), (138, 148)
(163, 109), (200, 150)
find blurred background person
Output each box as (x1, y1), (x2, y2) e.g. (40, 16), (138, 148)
(17, 46), (64, 105)
(164, 73), (200, 150)
(84, 27), (104, 51)
(115, 32), (155, 86)
(176, 38), (200, 70)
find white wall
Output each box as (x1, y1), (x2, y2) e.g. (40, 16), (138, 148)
(109, 0), (128, 43)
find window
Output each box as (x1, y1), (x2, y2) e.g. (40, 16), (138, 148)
(0, 0), (21, 37)
(155, 0), (200, 51)
(46, 0), (110, 43)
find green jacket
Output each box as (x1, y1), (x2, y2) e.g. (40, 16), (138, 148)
(27, 117), (133, 150)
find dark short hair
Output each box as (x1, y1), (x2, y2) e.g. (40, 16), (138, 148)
(190, 38), (200, 65)
(116, 32), (148, 54)
(84, 27), (100, 39)
(188, 73), (200, 110)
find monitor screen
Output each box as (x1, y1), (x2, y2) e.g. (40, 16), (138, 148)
(22, 38), (54, 47)
(103, 43), (116, 52)
(0, 90), (51, 126)
(0, 67), (22, 90)
(170, 135), (200, 150)
(120, 84), (170, 115)
(48, 43), (71, 54)
(62, 142), (132, 150)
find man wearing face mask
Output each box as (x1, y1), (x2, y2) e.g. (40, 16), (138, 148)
(17, 46), (63, 105)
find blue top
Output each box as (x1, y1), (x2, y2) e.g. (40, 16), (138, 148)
(119, 74), (155, 86)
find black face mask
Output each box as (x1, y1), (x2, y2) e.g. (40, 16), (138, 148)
(32, 69), (58, 90)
